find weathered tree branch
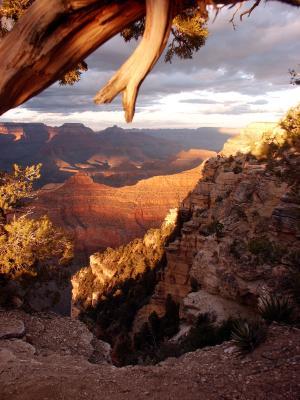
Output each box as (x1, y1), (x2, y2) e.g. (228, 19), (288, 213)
(94, 0), (174, 123)
(0, 0), (145, 115)
(0, 0), (299, 121)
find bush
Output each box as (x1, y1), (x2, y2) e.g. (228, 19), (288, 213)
(179, 314), (237, 353)
(233, 165), (243, 174)
(231, 319), (267, 354)
(204, 221), (224, 237)
(160, 294), (180, 338)
(280, 103), (300, 141)
(248, 237), (282, 264)
(258, 293), (295, 324)
(0, 215), (73, 278)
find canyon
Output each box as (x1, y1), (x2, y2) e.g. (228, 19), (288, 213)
(0, 122), (227, 187)
(1, 122), (229, 258)
(1, 117), (300, 399)
(72, 121), (300, 353)
(33, 167), (200, 256)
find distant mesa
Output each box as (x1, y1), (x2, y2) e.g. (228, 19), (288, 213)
(0, 121), (230, 187)
(33, 165), (202, 257)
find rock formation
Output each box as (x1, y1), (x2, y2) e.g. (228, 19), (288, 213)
(0, 314), (299, 399)
(72, 208), (178, 312)
(75, 121), (300, 338)
(134, 121), (300, 327)
(0, 309), (111, 365)
(33, 167), (201, 256)
(0, 122), (225, 187)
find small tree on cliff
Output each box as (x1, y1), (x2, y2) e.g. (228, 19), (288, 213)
(280, 103), (300, 141)
(0, 164), (73, 278)
(0, 0), (298, 121)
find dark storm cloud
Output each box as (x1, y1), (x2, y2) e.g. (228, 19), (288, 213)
(22, 2), (300, 115)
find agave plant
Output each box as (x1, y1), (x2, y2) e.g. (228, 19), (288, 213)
(258, 293), (294, 324)
(231, 319), (267, 354)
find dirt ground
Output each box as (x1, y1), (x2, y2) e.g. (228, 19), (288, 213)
(0, 309), (299, 400)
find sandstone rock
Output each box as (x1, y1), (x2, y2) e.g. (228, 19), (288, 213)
(182, 290), (255, 324)
(33, 166), (201, 256)
(0, 324), (299, 400)
(0, 310), (111, 363)
(132, 124), (300, 329)
(0, 339), (36, 359)
(0, 317), (25, 339)
(72, 209), (178, 312)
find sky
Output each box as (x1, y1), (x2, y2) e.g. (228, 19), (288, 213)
(2, 1), (300, 130)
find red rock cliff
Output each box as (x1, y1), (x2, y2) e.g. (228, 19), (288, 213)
(33, 166), (201, 256)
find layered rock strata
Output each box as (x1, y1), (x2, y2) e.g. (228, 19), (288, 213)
(34, 167), (200, 256)
(135, 123), (300, 326)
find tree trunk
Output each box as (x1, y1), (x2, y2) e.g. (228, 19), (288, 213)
(0, 0), (145, 115)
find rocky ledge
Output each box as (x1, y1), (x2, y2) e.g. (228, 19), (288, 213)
(0, 314), (299, 399)
(0, 309), (111, 365)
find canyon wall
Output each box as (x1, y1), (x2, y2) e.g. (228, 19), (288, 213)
(0, 122), (222, 187)
(33, 167), (201, 256)
(134, 122), (300, 328)
(74, 122), (300, 337)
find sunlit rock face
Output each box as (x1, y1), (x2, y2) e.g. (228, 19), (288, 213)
(133, 123), (300, 327)
(0, 123), (25, 141)
(33, 167), (201, 256)
(72, 209), (178, 312)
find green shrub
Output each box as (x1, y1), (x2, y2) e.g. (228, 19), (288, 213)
(205, 221), (224, 237)
(233, 165), (243, 174)
(180, 314), (237, 353)
(248, 237), (283, 264)
(160, 294), (180, 338)
(258, 293), (295, 324)
(231, 319), (267, 354)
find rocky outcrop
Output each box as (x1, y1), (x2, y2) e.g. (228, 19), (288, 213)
(34, 167), (200, 256)
(133, 122), (300, 327)
(72, 209), (178, 312)
(0, 309), (111, 364)
(0, 321), (299, 399)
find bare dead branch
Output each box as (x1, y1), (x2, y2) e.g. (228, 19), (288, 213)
(229, 2), (245, 29)
(0, 0), (299, 121)
(94, 0), (174, 123)
(240, 0), (261, 20)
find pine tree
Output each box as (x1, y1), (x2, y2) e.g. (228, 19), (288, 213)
(0, 164), (73, 278)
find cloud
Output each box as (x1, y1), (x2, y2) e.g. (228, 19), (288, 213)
(2, 1), (300, 128)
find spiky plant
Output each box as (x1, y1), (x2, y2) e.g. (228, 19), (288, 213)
(258, 293), (294, 324)
(231, 320), (267, 354)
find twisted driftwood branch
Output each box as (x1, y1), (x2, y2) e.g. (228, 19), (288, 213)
(94, 0), (174, 123)
(0, 0), (145, 115)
